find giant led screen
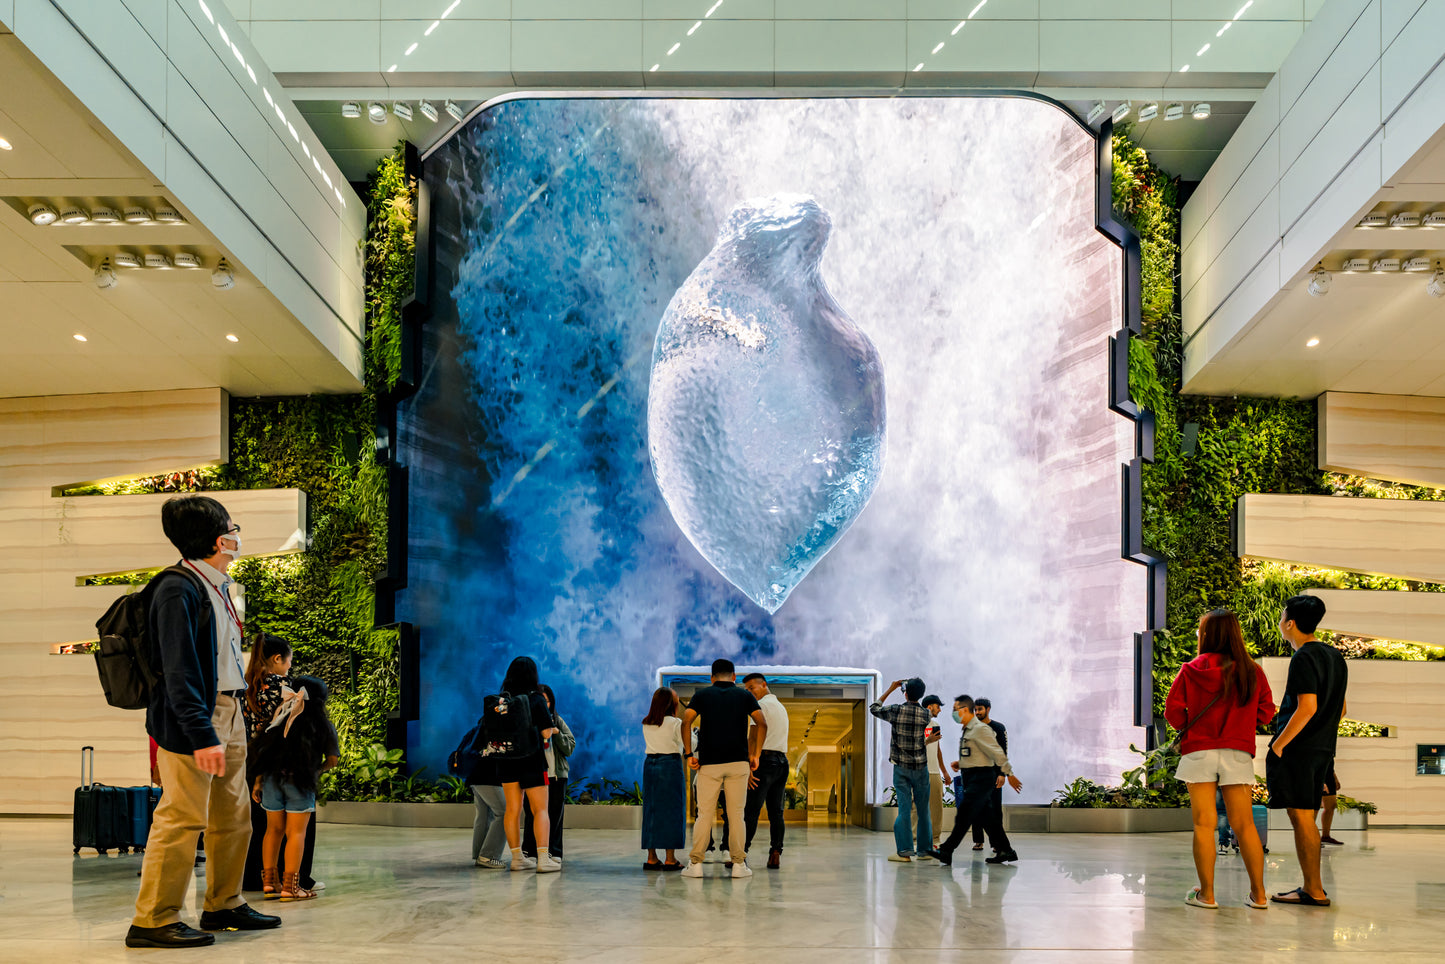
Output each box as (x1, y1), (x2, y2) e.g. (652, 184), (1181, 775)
(400, 96), (1145, 802)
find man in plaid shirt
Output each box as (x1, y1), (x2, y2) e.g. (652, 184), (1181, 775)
(870, 678), (939, 862)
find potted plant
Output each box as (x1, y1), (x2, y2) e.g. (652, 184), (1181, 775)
(565, 777), (643, 830)
(1048, 743), (1193, 832)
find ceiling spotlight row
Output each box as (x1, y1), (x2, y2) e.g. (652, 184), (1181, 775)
(28, 203), (185, 227)
(1307, 259), (1445, 298)
(1091, 101), (1210, 126)
(1357, 211), (1445, 228)
(93, 256), (234, 289)
(341, 100), (464, 124)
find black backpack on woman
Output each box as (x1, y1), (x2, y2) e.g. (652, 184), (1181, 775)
(479, 691), (541, 759)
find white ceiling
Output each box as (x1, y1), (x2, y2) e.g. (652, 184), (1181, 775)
(0, 36), (362, 399)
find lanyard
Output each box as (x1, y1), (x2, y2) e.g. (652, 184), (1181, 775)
(183, 560), (244, 636)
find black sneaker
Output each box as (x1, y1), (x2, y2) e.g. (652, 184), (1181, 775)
(125, 922), (215, 948)
(926, 847), (951, 867)
(984, 850), (1018, 864)
(199, 904), (282, 931)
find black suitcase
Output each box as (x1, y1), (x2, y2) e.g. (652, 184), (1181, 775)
(73, 746), (130, 855)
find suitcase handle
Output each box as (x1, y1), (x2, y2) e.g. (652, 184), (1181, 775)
(81, 745), (94, 789)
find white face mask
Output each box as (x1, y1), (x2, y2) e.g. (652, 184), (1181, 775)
(220, 533), (243, 561)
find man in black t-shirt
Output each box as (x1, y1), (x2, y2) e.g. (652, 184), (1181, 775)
(1266, 594), (1347, 907)
(681, 659), (767, 878)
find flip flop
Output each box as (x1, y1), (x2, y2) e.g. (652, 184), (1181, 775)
(643, 861), (663, 871)
(1185, 888), (1218, 909)
(661, 861), (683, 872)
(1270, 887), (1330, 906)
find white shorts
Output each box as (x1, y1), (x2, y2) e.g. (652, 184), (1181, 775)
(1175, 747), (1256, 786)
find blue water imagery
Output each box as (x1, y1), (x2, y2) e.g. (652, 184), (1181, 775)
(401, 97), (1144, 800)
(648, 194), (886, 614)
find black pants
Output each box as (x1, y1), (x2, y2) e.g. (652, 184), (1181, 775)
(970, 782), (1004, 845)
(744, 751), (789, 853)
(522, 778), (567, 858)
(938, 769), (1011, 856)
(243, 798), (317, 890)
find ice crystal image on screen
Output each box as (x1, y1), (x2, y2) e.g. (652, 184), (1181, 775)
(402, 97), (1145, 803)
(648, 194), (886, 615)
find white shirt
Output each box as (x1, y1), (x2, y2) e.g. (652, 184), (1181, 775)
(186, 558), (246, 691)
(751, 693), (789, 754)
(642, 716), (684, 754)
(926, 720), (945, 775)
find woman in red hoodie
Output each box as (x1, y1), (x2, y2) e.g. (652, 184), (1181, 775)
(1165, 608), (1276, 911)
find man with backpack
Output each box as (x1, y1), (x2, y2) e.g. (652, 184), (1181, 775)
(127, 496), (281, 948)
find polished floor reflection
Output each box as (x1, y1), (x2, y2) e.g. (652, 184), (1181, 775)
(3, 818), (1440, 960)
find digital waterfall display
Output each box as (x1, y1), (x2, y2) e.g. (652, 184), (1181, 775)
(401, 97), (1145, 803)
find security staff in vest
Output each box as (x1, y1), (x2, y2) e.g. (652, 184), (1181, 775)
(927, 695), (1021, 866)
(128, 496), (281, 948)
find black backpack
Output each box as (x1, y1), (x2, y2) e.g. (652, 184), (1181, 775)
(93, 566), (203, 710)
(479, 692), (541, 760)
(447, 717), (487, 780)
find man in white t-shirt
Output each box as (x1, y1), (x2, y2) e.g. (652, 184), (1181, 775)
(742, 674), (790, 868)
(915, 695), (947, 848)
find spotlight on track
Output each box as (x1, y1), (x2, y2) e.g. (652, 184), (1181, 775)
(28, 203), (58, 225)
(1306, 263), (1330, 297)
(445, 99), (464, 122)
(392, 101), (413, 121)
(1111, 102), (1131, 124)
(367, 102), (387, 125)
(1191, 103), (1211, 119)
(418, 100), (438, 123)
(1137, 103), (1159, 122)
(1086, 101), (1106, 125)
(1164, 104), (1184, 121)
(341, 102), (362, 119)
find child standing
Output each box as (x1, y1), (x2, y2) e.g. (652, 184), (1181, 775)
(248, 675), (339, 901)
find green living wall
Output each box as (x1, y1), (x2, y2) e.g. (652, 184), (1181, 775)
(1114, 127), (1445, 721)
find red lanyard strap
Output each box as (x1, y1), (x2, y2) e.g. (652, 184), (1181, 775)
(183, 560), (244, 634)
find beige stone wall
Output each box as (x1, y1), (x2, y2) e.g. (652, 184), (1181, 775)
(0, 390), (304, 814)
(1255, 657), (1445, 826)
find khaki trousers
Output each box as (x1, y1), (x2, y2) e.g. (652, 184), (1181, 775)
(689, 761), (750, 865)
(913, 773), (944, 845)
(133, 695), (251, 927)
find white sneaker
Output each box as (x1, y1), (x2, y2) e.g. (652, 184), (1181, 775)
(535, 855), (561, 873)
(731, 861), (752, 878)
(681, 861), (705, 878)
(309, 880), (326, 891)
(510, 856), (537, 872)
(475, 857), (507, 869)
(888, 853), (912, 863)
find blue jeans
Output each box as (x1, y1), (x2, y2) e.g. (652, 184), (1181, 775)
(893, 765), (932, 856)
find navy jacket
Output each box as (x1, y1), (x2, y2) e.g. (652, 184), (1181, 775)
(145, 566), (218, 754)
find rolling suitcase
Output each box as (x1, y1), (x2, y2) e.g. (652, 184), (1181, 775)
(73, 746), (130, 855)
(126, 785), (162, 851)
(1251, 803), (1269, 854)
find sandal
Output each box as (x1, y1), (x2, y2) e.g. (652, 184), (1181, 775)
(971, 843), (984, 851)
(1185, 888), (1218, 909)
(1245, 896), (1268, 910)
(643, 861), (663, 871)
(1270, 886), (1330, 906)
(261, 867), (280, 900)
(661, 861), (683, 871)
(278, 871), (317, 902)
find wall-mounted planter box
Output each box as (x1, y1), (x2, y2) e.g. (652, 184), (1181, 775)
(1265, 809), (1369, 832)
(317, 801), (644, 830)
(867, 806), (957, 834)
(1046, 806), (1193, 833)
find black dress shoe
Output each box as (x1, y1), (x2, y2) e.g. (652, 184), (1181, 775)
(199, 904), (282, 931)
(984, 850), (1018, 864)
(125, 922), (215, 948)
(927, 847), (951, 866)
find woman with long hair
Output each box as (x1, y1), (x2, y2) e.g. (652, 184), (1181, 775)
(242, 635), (295, 896)
(1165, 608), (1277, 910)
(496, 656), (559, 872)
(640, 687), (685, 870)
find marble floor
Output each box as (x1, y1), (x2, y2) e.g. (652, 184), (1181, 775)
(3, 818), (1442, 961)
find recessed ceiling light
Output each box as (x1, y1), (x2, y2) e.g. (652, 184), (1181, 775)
(73, 333), (88, 342)
(0, 136), (12, 150)
(1137, 103), (1159, 122)
(225, 333), (239, 342)
(367, 102), (387, 125)
(1111, 102), (1131, 124)
(90, 207), (121, 224)
(60, 206), (89, 224)
(143, 253), (172, 269)
(124, 207), (153, 224)
(112, 252), (142, 269)
(445, 99), (464, 122)
(1305, 337), (1320, 347)
(172, 252), (202, 269)
(1389, 212), (1420, 228)
(392, 101), (413, 121)
(341, 101), (361, 119)
(28, 203), (58, 225)
(1357, 213), (1388, 228)
(154, 206), (185, 224)
(1164, 104), (1184, 121)
(418, 100), (438, 123)
(1191, 103), (1211, 119)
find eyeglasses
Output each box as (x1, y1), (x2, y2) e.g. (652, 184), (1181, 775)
(225, 525), (242, 535)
